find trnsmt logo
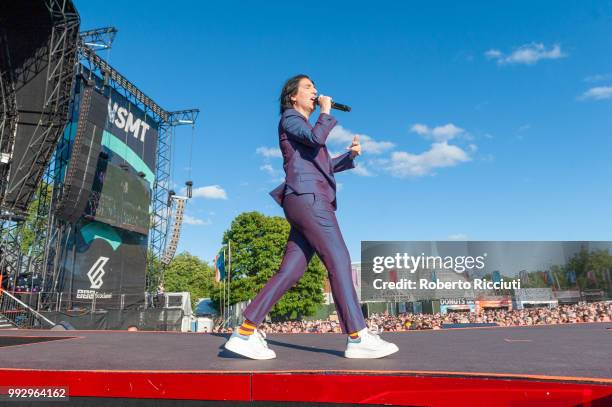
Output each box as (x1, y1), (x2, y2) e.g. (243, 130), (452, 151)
(87, 256), (109, 289)
(107, 99), (151, 142)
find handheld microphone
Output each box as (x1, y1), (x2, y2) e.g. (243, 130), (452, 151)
(313, 96), (351, 112)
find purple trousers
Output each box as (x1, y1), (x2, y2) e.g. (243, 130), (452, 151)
(243, 192), (366, 334)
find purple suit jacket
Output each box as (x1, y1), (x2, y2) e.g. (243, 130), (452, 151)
(269, 108), (355, 210)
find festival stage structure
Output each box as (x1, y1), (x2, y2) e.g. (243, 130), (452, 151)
(0, 1), (199, 330)
(0, 323), (610, 406)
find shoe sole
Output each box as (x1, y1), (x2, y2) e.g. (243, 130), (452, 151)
(344, 344), (399, 359)
(224, 338), (276, 360)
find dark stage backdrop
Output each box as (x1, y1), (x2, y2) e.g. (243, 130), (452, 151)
(59, 220), (148, 309)
(53, 74), (160, 309)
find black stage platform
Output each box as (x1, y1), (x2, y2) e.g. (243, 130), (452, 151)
(0, 323), (611, 406)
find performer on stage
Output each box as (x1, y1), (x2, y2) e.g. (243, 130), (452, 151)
(224, 74), (399, 360)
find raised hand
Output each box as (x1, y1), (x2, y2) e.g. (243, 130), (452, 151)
(347, 135), (361, 158)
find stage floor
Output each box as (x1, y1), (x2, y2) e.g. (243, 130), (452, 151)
(1, 322), (611, 379)
(1, 322), (611, 406)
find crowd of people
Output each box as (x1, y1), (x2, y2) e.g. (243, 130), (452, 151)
(212, 301), (612, 333)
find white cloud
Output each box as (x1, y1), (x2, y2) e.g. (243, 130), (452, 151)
(352, 162), (374, 177)
(328, 125), (356, 144)
(183, 215), (212, 226)
(432, 124), (464, 141)
(385, 142), (471, 177)
(584, 73), (611, 83)
(256, 146), (282, 158)
(260, 164), (275, 176)
(484, 49), (502, 59)
(448, 233), (469, 240)
(485, 43), (566, 65)
(410, 123), (465, 142)
(254, 122), (476, 181)
(328, 125), (394, 155)
(259, 164), (284, 182)
(579, 86), (612, 101)
(362, 139), (395, 154)
(410, 123), (430, 136)
(191, 185), (228, 200)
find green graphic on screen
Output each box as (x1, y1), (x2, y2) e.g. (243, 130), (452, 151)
(80, 221), (122, 251)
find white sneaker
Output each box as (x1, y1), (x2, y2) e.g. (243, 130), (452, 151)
(344, 327), (399, 359)
(224, 329), (276, 360)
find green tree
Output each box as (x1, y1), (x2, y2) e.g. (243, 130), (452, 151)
(163, 252), (216, 307)
(19, 181), (53, 256)
(568, 247), (612, 290)
(212, 211), (326, 320)
(523, 271), (547, 288)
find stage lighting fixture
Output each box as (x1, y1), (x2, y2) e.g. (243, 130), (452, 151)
(185, 181), (193, 198)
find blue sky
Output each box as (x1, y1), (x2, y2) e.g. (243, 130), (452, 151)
(75, 1), (612, 265)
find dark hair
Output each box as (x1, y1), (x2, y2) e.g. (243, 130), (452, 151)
(279, 74), (313, 114)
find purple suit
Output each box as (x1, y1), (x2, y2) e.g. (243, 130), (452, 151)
(269, 109), (357, 209)
(243, 109), (366, 334)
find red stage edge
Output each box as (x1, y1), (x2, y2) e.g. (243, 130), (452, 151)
(1, 370), (611, 406)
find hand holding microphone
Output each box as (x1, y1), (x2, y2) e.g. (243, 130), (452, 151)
(317, 95), (332, 114)
(314, 94), (352, 113)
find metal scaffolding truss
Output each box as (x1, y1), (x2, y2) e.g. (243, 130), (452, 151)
(75, 35), (200, 294)
(148, 110), (199, 291)
(79, 44), (168, 123)
(2, 0), (80, 216)
(0, 29), (18, 212)
(1, 0), (80, 304)
(11, 0), (80, 304)
(0, 218), (20, 288)
(79, 27), (117, 51)
(2, 11), (200, 308)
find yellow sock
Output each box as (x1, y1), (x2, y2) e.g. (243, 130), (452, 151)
(348, 331), (359, 339)
(238, 320), (257, 336)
